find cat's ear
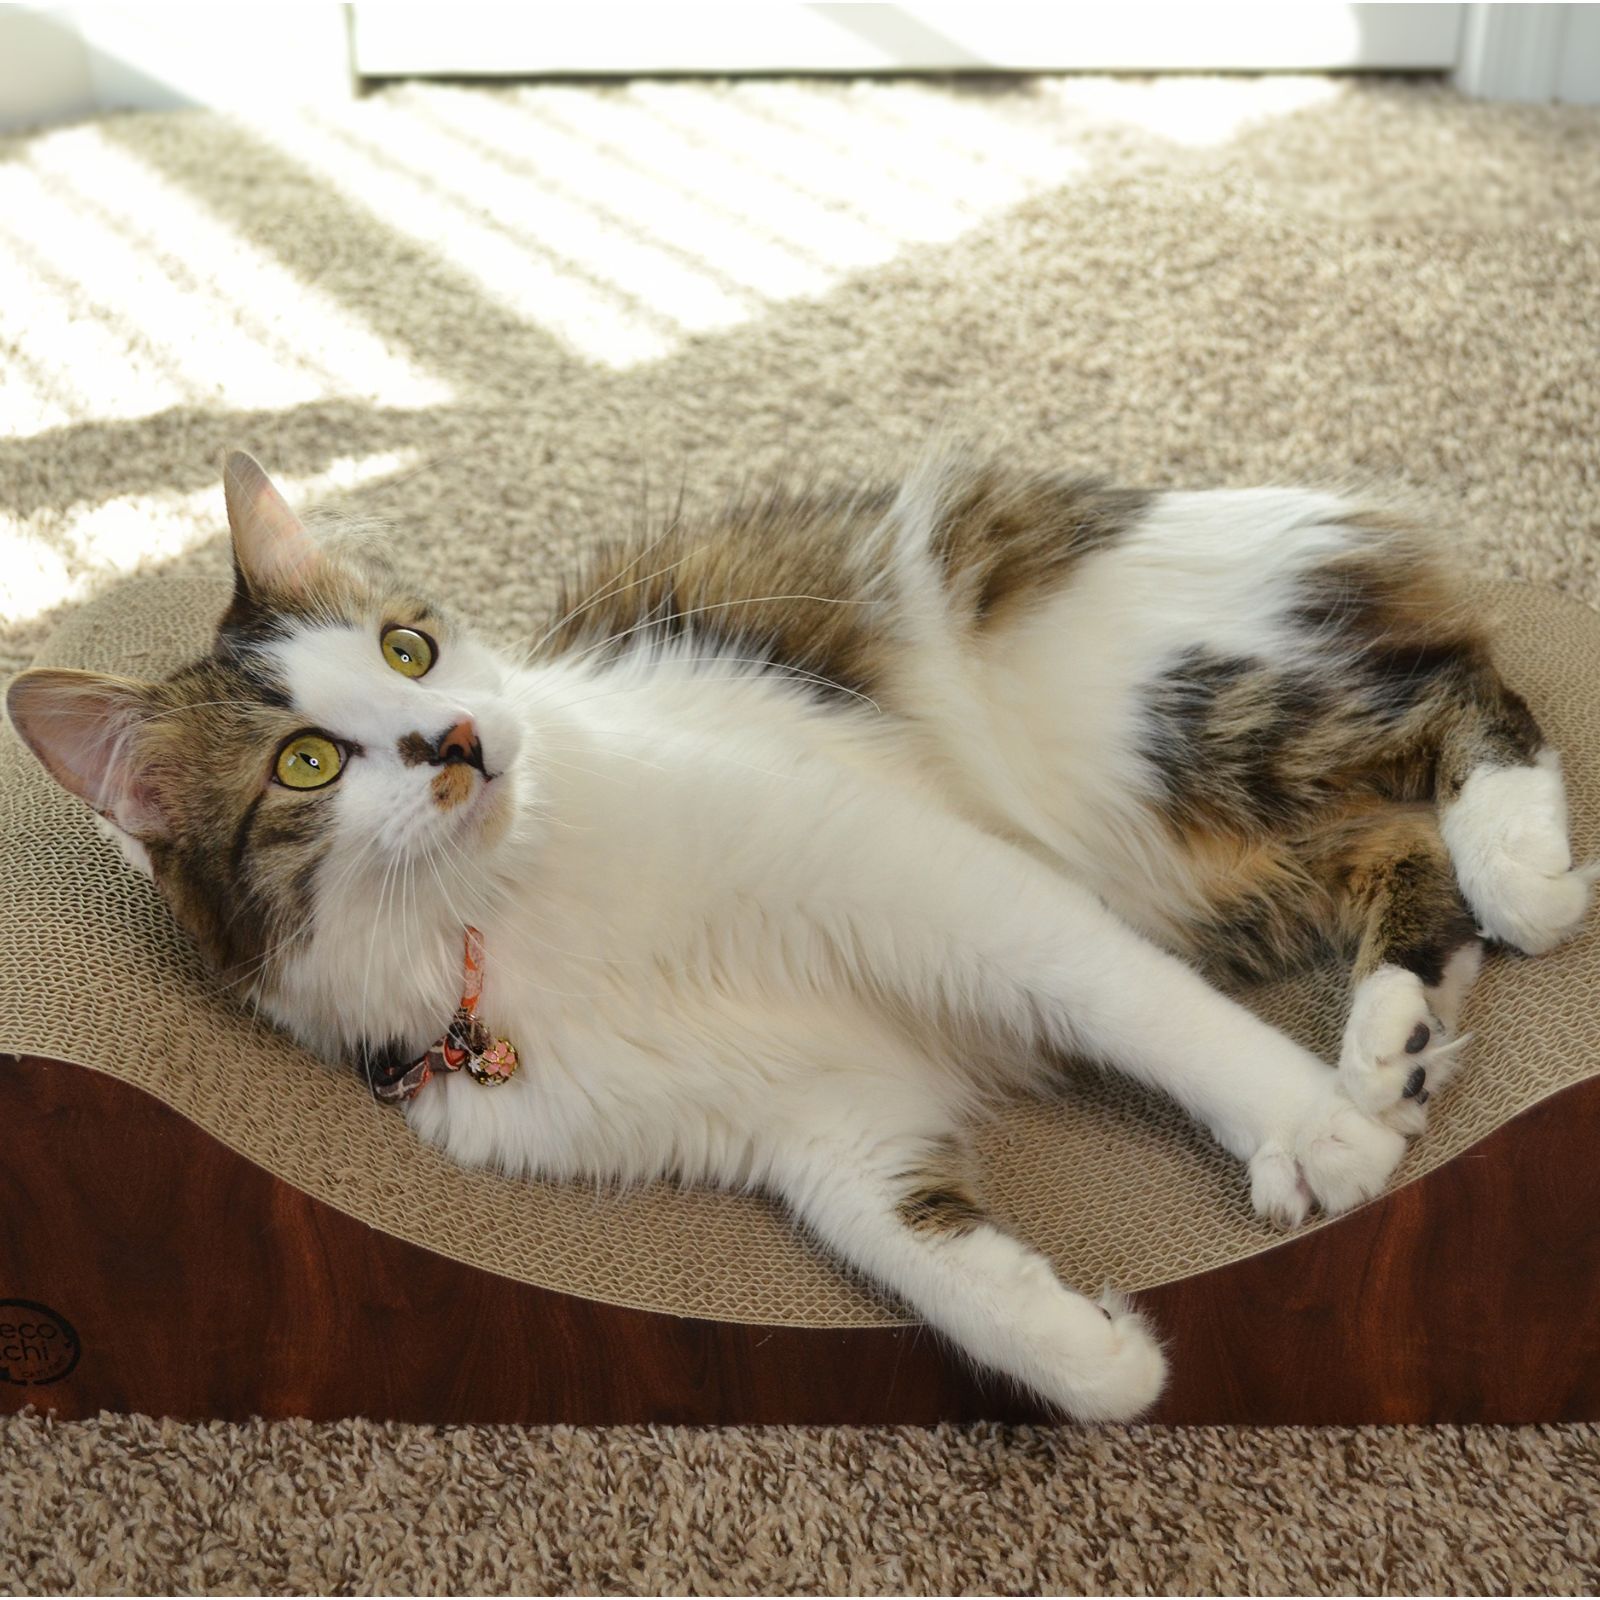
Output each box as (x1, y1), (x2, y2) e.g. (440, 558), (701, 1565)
(224, 450), (322, 598)
(6, 668), (169, 841)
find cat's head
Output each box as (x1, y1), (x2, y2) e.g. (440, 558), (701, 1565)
(6, 453), (524, 1053)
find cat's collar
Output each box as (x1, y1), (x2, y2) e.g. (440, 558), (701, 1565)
(366, 926), (519, 1104)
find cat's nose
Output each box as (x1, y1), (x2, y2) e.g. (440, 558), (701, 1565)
(434, 716), (484, 771)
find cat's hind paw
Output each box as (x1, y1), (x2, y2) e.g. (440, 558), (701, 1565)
(1481, 853), (1596, 956)
(1338, 964), (1473, 1136)
(1444, 754), (1594, 955)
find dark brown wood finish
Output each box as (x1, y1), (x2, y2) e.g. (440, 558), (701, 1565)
(2, 1054), (1597, 1426)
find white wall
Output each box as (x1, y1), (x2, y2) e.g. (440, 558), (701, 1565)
(1455, 3), (1600, 103)
(0, 3), (353, 133)
(4, 1), (1598, 135)
(0, 7), (98, 131)
(351, 3), (1465, 76)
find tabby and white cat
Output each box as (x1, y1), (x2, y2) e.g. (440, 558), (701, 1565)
(8, 451), (1591, 1420)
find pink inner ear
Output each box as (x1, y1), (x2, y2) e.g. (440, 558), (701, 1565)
(224, 449), (322, 596)
(6, 670), (168, 840)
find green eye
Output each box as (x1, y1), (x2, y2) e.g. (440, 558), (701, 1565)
(382, 625), (436, 678)
(275, 733), (343, 790)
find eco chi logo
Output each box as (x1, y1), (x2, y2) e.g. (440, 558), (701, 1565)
(0, 1300), (81, 1385)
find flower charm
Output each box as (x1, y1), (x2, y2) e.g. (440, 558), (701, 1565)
(367, 927), (520, 1102)
(468, 1037), (518, 1086)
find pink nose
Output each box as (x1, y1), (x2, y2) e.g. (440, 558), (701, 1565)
(434, 717), (483, 769)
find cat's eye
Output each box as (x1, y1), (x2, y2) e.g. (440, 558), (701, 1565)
(275, 733), (344, 790)
(382, 625), (436, 679)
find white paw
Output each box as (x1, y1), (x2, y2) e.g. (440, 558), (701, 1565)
(1338, 965), (1471, 1134)
(1052, 1290), (1167, 1423)
(1292, 1086), (1407, 1216)
(1443, 754), (1594, 955)
(1247, 1083), (1406, 1227)
(998, 1271), (1166, 1421)
(1248, 1142), (1312, 1229)
(1481, 856), (1594, 956)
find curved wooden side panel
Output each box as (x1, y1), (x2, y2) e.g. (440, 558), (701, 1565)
(2, 1055), (1597, 1425)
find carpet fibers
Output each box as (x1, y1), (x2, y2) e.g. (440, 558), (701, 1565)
(4, 71), (1600, 1597)
(4, 1412), (1599, 1595)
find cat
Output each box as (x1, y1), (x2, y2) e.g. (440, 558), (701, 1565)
(7, 449), (1593, 1421)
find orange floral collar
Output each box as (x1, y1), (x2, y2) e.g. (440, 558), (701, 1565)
(367, 926), (519, 1104)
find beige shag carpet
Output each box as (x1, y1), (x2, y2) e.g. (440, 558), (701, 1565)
(3, 1412), (1599, 1595)
(5, 71), (1600, 1596)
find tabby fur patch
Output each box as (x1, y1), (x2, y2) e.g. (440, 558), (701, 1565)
(127, 546), (443, 988)
(1160, 513), (1539, 985)
(895, 1137), (986, 1238)
(536, 466), (1148, 702)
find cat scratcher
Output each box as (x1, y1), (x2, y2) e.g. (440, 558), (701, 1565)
(2, 574), (1598, 1424)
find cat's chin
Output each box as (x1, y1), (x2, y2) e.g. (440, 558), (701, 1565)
(461, 771), (514, 847)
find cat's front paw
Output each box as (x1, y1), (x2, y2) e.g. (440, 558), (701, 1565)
(1247, 1142), (1313, 1229)
(1292, 1085), (1407, 1216)
(1249, 1086), (1405, 1227)
(1338, 965), (1471, 1136)
(1057, 1290), (1168, 1424)
(1007, 1282), (1167, 1422)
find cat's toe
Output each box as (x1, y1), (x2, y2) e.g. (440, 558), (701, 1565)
(1338, 964), (1469, 1133)
(1248, 1143), (1312, 1229)
(1380, 1095), (1430, 1140)
(1291, 1087), (1406, 1216)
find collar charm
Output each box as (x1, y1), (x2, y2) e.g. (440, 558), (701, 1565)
(368, 926), (519, 1104)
